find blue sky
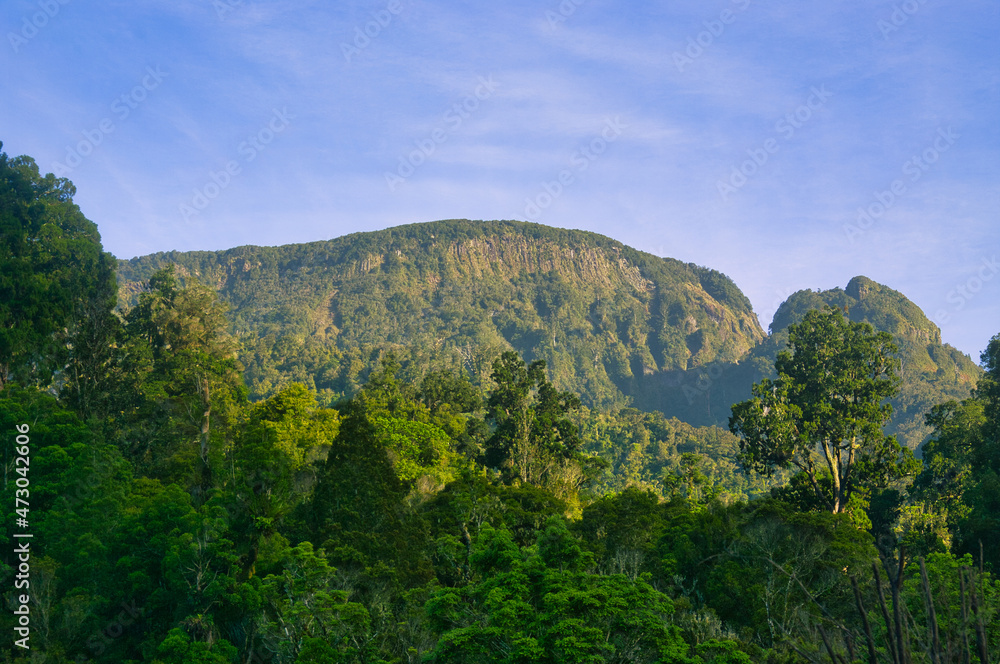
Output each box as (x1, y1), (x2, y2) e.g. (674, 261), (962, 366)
(2, 0), (997, 360)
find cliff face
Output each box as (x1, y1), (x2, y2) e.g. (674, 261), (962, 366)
(117, 219), (764, 408)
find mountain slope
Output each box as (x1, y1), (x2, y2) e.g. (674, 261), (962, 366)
(630, 276), (981, 450)
(117, 219), (765, 409)
(769, 276), (980, 449)
(118, 223), (981, 450)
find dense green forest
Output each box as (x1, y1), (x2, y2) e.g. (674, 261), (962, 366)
(2, 142), (999, 663)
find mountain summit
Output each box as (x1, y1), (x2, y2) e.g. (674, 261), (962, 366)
(765, 276), (979, 448)
(118, 219), (764, 409)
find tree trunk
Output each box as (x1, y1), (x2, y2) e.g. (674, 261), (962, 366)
(198, 375), (213, 493)
(873, 562), (900, 664)
(200, 377), (211, 462)
(919, 558), (941, 664)
(852, 575), (879, 664)
(891, 548), (910, 664)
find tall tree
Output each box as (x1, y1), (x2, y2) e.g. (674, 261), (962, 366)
(307, 396), (435, 590)
(124, 266), (246, 487)
(232, 383), (339, 578)
(485, 351), (588, 490)
(0, 143), (116, 389)
(729, 307), (915, 514)
(917, 333), (1000, 570)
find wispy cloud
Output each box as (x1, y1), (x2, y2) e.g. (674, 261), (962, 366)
(1, 0), (996, 356)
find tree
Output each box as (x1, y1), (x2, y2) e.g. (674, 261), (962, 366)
(232, 383), (339, 578)
(258, 542), (374, 663)
(729, 307), (915, 514)
(123, 266), (246, 488)
(423, 520), (694, 663)
(916, 333), (1000, 571)
(0, 143), (117, 389)
(484, 351), (589, 491)
(420, 369), (482, 414)
(306, 397), (435, 590)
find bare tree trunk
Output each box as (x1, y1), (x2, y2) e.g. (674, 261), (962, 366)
(852, 575), (879, 664)
(200, 376), (211, 463)
(966, 566), (990, 664)
(818, 624), (845, 664)
(873, 562), (900, 664)
(919, 558), (941, 664)
(821, 442), (842, 513)
(887, 548), (910, 664)
(198, 374), (213, 496)
(959, 569), (971, 664)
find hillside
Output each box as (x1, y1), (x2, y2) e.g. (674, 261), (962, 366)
(118, 223), (979, 450)
(631, 276), (981, 450)
(774, 277), (980, 449)
(118, 219), (765, 409)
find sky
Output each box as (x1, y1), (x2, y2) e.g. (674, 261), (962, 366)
(1, 0), (997, 361)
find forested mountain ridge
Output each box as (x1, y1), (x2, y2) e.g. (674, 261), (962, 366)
(772, 277), (980, 447)
(119, 221), (978, 451)
(117, 219), (765, 408)
(777, 278), (974, 446)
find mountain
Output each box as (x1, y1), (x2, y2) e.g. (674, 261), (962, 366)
(772, 276), (980, 449)
(630, 276), (981, 450)
(117, 222), (980, 450)
(117, 219), (765, 409)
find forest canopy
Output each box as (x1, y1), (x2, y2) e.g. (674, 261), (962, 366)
(1, 143), (998, 663)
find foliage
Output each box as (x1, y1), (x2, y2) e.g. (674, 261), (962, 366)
(2, 145), (999, 664)
(915, 333), (1000, 572)
(762, 277), (981, 451)
(484, 351), (597, 494)
(258, 542), (375, 663)
(0, 143), (118, 391)
(305, 396), (436, 591)
(730, 307), (918, 514)
(232, 383), (340, 578)
(575, 406), (787, 503)
(117, 266), (248, 490)
(423, 520), (694, 664)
